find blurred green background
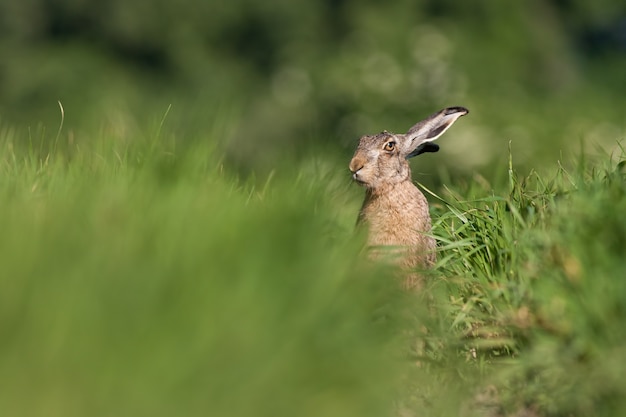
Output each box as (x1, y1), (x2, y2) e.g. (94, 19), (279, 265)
(1, 0), (624, 175)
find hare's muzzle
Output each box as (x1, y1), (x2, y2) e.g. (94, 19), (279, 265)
(349, 156), (366, 183)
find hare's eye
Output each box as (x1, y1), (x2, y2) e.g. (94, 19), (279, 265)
(383, 141), (396, 151)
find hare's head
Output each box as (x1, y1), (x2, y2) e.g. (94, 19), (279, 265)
(349, 107), (468, 189)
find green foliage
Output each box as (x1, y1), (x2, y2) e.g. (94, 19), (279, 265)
(0, 126), (405, 417)
(0, 0), (624, 173)
(1, 1), (625, 415)
(414, 146), (626, 416)
(1, 117), (625, 416)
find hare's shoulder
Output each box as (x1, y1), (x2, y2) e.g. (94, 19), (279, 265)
(379, 181), (429, 211)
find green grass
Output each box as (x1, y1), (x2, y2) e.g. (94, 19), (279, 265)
(1, 123), (625, 417)
(418, 146), (626, 416)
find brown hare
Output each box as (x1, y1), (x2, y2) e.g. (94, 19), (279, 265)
(349, 107), (468, 287)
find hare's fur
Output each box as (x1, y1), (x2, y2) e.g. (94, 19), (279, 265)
(349, 107), (468, 285)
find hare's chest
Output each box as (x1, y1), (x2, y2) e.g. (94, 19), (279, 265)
(359, 189), (432, 247)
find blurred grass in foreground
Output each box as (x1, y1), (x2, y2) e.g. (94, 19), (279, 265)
(0, 125), (404, 417)
(1, 123), (625, 417)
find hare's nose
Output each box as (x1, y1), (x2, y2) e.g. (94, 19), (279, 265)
(349, 157), (365, 173)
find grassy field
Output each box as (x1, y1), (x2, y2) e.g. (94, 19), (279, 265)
(1, 122), (625, 417)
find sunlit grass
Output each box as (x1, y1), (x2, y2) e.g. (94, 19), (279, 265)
(418, 145), (626, 416)
(0, 123), (625, 416)
(0, 126), (405, 417)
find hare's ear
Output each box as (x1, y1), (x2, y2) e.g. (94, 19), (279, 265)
(403, 107), (468, 159)
(410, 142), (440, 157)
